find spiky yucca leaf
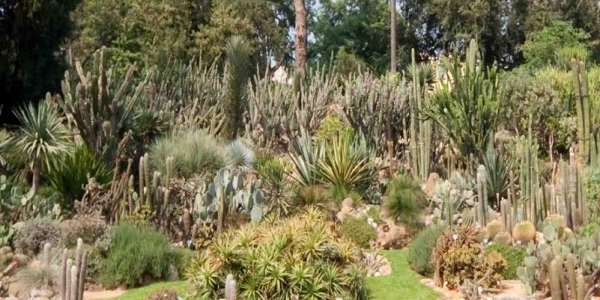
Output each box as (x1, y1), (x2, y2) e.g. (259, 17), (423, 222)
(289, 131), (323, 186)
(224, 139), (256, 172)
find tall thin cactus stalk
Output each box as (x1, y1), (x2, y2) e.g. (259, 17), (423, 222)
(571, 59), (591, 165)
(409, 49), (432, 181)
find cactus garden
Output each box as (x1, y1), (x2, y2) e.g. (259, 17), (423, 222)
(4, 1), (600, 299)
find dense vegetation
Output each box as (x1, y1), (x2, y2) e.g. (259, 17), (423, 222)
(1, 0), (600, 299)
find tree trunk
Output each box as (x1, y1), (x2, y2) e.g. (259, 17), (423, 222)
(390, 0), (397, 73)
(294, 0), (308, 72)
(32, 155), (41, 196)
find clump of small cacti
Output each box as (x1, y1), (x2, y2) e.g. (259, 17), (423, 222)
(486, 219), (504, 240)
(493, 232), (512, 245)
(512, 221), (536, 244)
(59, 238), (87, 300)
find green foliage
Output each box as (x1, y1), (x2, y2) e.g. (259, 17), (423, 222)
(0, 0), (80, 123)
(172, 248), (194, 280)
(71, 0), (193, 74)
(47, 144), (112, 211)
(366, 206), (382, 222)
(482, 145), (513, 201)
(522, 21), (591, 68)
(341, 216), (377, 249)
(485, 244), (526, 280)
(313, 0), (405, 74)
(407, 226), (443, 277)
(315, 116), (354, 145)
(100, 223), (174, 288)
(83, 244), (105, 282)
(425, 40), (503, 161)
(384, 176), (427, 231)
(223, 36), (252, 140)
(13, 217), (64, 257)
(149, 128), (224, 178)
(584, 167), (600, 220)
(187, 210), (369, 300)
(334, 47), (370, 79)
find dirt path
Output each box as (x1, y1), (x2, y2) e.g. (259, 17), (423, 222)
(83, 289), (127, 300)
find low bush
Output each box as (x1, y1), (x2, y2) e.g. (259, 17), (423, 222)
(145, 288), (178, 300)
(13, 217), (64, 257)
(408, 225), (444, 276)
(100, 223), (174, 288)
(172, 247), (194, 280)
(187, 208), (369, 300)
(341, 216), (377, 249)
(60, 213), (108, 246)
(485, 243), (526, 280)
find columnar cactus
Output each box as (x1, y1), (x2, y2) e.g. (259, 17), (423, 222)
(225, 273), (237, 300)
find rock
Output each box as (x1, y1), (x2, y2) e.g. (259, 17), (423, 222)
(423, 173), (440, 197)
(341, 198), (354, 211)
(373, 220), (407, 250)
(33, 297), (50, 300)
(167, 264), (179, 281)
(31, 289), (54, 298)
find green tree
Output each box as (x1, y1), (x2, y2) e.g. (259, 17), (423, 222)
(312, 0), (409, 74)
(70, 0), (194, 73)
(0, 0), (81, 124)
(521, 21), (591, 68)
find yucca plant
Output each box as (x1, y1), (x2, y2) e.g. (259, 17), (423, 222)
(47, 144), (112, 212)
(223, 36), (252, 140)
(317, 132), (378, 193)
(2, 98), (72, 194)
(256, 154), (293, 218)
(482, 144), (513, 206)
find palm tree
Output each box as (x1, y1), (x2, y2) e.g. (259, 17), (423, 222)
(2, 97), (72, 195)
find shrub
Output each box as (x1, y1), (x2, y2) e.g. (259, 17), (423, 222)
(100, 223), (174, 288)
(172, 247), (194, 280)
(432, 226), (506, 289)
(408, 225), (443, 276)
(149, 128), (224, 178)
(384, 176), (427, 232)
(187, 209), (369, 300)
(145, 288), (178, 300)
(60, 213), (108, 246)
(13, 217), (64, 257)
(83, 244), (105, 282)
(47, 144), (112, 212)
(485, 243), (526, 280)
(341, 216), (377, 249)
(294, 185), (338, 218)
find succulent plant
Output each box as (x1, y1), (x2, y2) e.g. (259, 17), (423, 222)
(512, 221), (537, 244)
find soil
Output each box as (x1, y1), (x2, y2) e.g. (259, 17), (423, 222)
(421, 279), (534, 300)
(83, 289), (126, 300)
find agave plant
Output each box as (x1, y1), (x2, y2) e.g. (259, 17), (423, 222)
(2, 98), (72, 194)
(224, 139), (256, 172)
